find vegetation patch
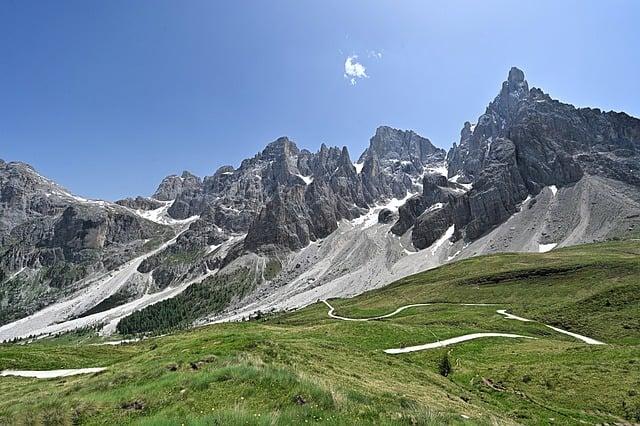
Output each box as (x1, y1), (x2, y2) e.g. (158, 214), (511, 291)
(116, 267), (254, 335)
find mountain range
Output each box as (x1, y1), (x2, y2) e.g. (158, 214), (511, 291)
(1, 67), (639, 340)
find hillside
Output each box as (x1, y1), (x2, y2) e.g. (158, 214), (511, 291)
(1, 240), (638, 425)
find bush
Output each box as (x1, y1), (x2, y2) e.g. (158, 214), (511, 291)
(438, 353), (452, 377)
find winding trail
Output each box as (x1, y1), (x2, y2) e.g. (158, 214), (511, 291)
(496, 309), (605, 345)
(323, 301), (433, 321)
(384, 333), (536, 354)
(322, 300), (605, 353)
(322, 300), (495, 322)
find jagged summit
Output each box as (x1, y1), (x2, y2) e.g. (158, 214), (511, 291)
(260, 136), (300, 160)
(359, 126), (444, 164)
(507, 66), (526, 83)
(152, 171), (202, 201)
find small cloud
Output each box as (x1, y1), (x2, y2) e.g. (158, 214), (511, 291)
(344, 55), (368, 85)
(368, 50), (383, 59)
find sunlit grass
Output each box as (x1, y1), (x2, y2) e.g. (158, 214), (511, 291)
(0, 241), (638, 424)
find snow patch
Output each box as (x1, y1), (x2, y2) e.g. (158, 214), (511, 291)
(132, 200), (200, 226)
(353, 162), (364, 174)
(519, 195), (532, 212)
(207, 243), (222, 254)
(425, 162), (448, 177)
(294, 174), (313, 185)
(1, 368), (106, 378)
(425, 203), (443, 213)
(351, 192), (417, 230)
(4, 267), (26, 283)
(549, 185), (558, 196)
(538, 243), (557, 253)
(429, 225), (455, 256)
(446, 250), (461, 262)
(448, 174), (473, 191)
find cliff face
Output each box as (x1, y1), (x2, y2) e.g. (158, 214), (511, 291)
(0, 161), (169, 325)
(152, 130), (445, 252)
(398, 67), (640, 247)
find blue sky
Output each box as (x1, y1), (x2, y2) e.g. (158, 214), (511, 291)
(1, 0), (639, 200)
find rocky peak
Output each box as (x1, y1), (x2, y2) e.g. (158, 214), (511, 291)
(339, 146), (353, 168)
(1, 161), (73, 204)
(500, 67), (529, 101)
(460, 122), (474, 140)
(489, 66), (530, 122)
(181, 170), (198, 180)
(214, 165), (235, 175)
(507, 66), (527, 87)
(260, 137), (300, 162)
(448, 67), (533, 181)
(359, 126), (442, 164)
(152, 171), (202, 201)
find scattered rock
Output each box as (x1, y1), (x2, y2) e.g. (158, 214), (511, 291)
(121, 400), (145, 410)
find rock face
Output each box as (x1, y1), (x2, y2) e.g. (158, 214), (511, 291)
(0, 161), (169, 325)
(152, 131), (446, 253)
(116, 196), (164, 211)
(396, 67), (640, 247)
(153, 171), (202, 202)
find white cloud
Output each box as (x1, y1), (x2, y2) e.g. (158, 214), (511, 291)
(368, 50), (383, 59)
(344, 55), (368, 85)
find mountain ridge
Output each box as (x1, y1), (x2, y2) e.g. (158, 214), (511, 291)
(1, 67), (639, 340)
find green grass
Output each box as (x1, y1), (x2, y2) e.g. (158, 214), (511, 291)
(0, 241), (639, 425)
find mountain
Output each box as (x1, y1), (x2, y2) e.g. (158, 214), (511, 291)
(0, 161), (176, 325)
(1, 67), (639, 340)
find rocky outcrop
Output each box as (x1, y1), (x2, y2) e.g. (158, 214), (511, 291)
(378, 208), (397, 224)
(0, 161), (171, 325)
(153, 171), (203, 202)
(116, 196), (164, 211)
(408, 67), (640, 246)
(359, 126), (443, 164)
(148, 129), (446, 253)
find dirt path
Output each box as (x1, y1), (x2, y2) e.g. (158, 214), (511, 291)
(496, 309), (605, 345)
(322, 300), (605, 353)
(384, 333), (535, 354)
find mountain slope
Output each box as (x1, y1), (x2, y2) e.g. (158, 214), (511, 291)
(0, 161), (179, 326)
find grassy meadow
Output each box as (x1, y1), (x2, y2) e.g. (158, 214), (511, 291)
(0, 241), (638, 425)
